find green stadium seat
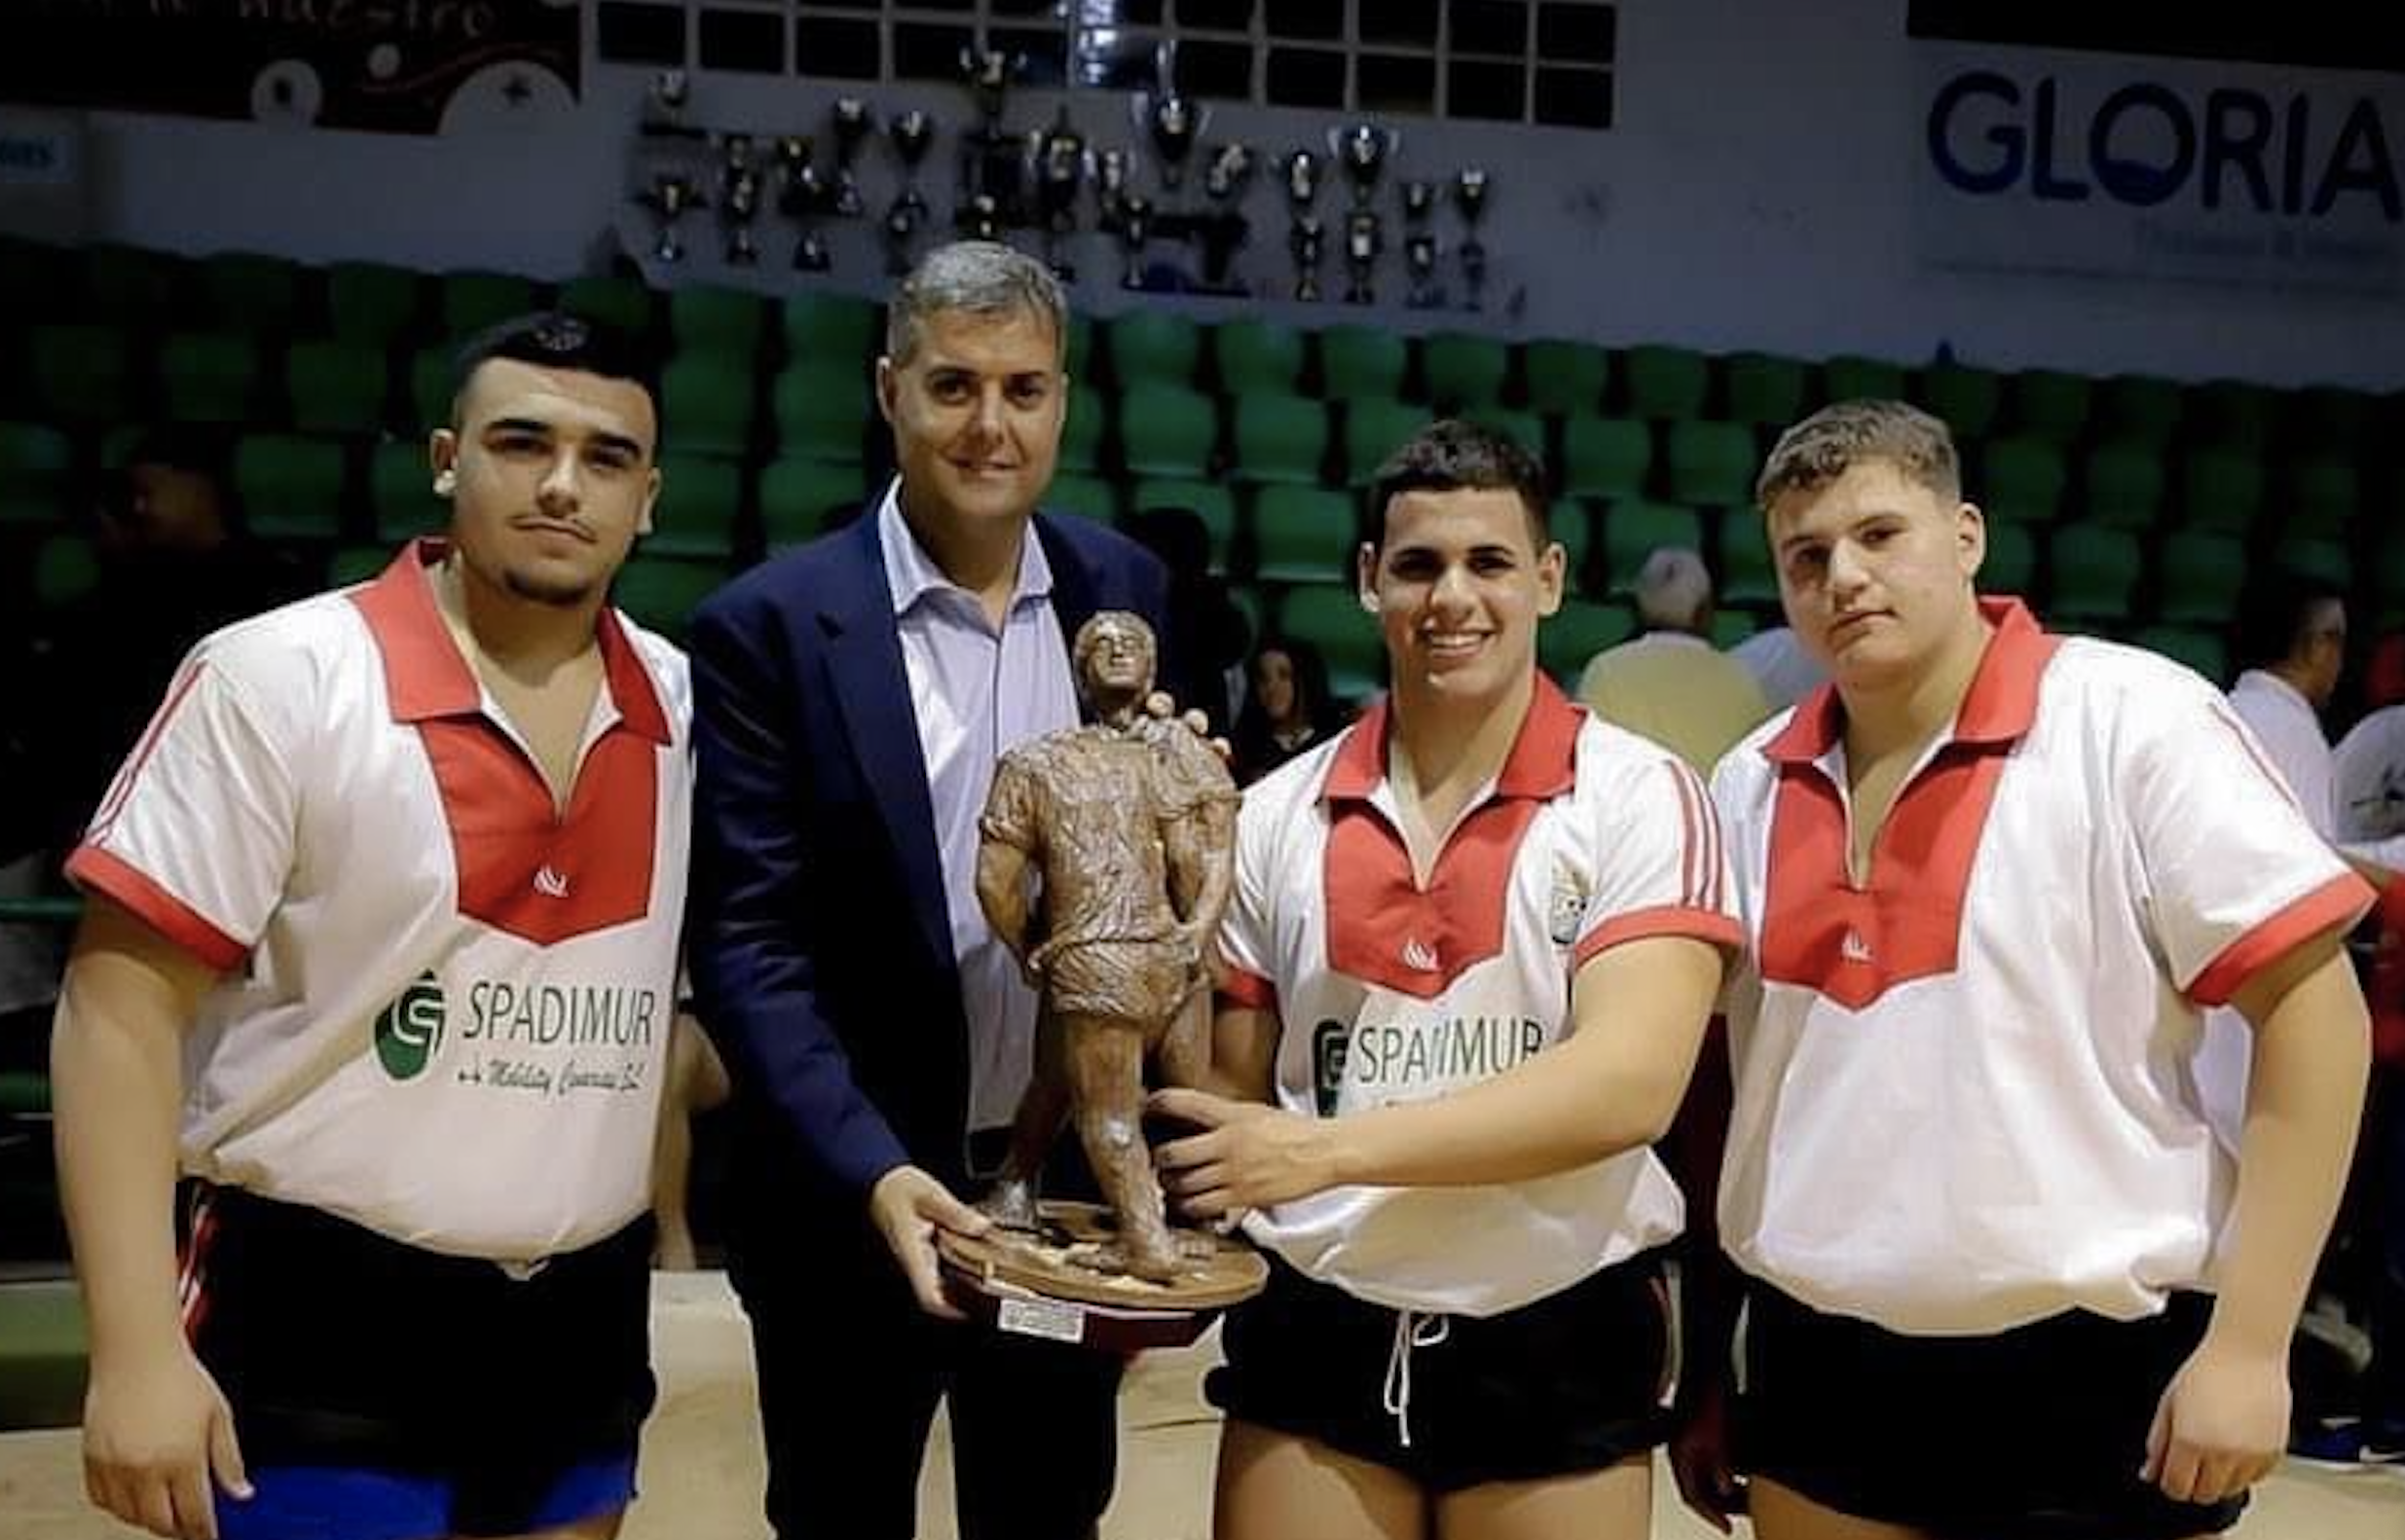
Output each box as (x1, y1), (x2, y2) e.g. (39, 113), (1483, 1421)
(1275, 584), (1385, 702)
(1547, 497), (1595, 591)
(199, 251), (309, 335)
(326, 262), (422, 348)
(1981, 436), (2069, 523)
(1230, 392), (1331, 486)
(1663, 421), (1758, 507)
(234, 433), (350, 542)
(2079, 440), (2166, 529)
(369, 441), (448, 541)
(0, 1278), (87, 1432)
(325, 544), (391, 588)
(2277, 457), (2357, 539)
(1918, 363), (2004, 439)
(2285, 385), (2374, 457)
(1056, 385), (1107, 474)
(1213, 317), (1306, 395)
(2178, 445), (2266, 534)
(406, 345), (456, 433)
(1601, 499), (1704, 595)
(1721, 352), (1807, 428)
(1104, 311), (1202, 387)
(2046, 523), (2142, 622)
(2372, 536), (2405, 623)
(611, 557), (730, 643)
(758, 458), (870, 546)
(1464, 408), (1546, 463)
(782, 291), (880, 370)
(282, 339), (390, 436)
(1422, 333), (1511, 412)
(1541, 598), (1636, 683)
(27, 324), (137, 422)
(660, 355), (758, 459)
(1319, 324), (1409, 401)
(0, 421), (76, 527)
(1344, 397), (1427, 485)
(1980, 520), (2036, 598)
(2006, 368), (2092, 441)
(1821, 354), (1908, 405)
(2095, 375), (2183, 446)
(2185, 380), (2278, 452)
(2129, 624), (2229, 685)
(648, 453), (745, 560)
(1521, 339), (1610, 417)
(2152, 532), (2247, 626)
(440, 271), (542, 341)
(559, 275), (657, 339)
(1251, 484), (1360, 585)
(83, 242), (189, 329)
(31, 531), (101, 614)
(669, 284), (769, 363)
(1117, 384), (1217, 479)
(1128, 478), (1239, 572)
(1041, 471), (1116, 526)
(156, 331), (265, 423)
(1559, 416), (1652, 501)
(2280, 539), (2350, 589)
(1620, 345), (1709, 420)
(1711, 607), (1760, 649)
(1717, 515), (1779, 605)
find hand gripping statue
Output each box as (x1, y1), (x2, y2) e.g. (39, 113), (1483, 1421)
(965, 612), (1256, 1307)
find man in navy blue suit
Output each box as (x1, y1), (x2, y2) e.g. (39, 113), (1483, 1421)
(686, 241), (1172, 1539)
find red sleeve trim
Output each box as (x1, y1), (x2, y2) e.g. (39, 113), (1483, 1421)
(1216, 967), (1277, 1012)
(2189, 871), (2378, 1008)
(65, 845), (248, 972)
(1575, 906), (1746, 969)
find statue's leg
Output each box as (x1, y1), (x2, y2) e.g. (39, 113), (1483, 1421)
(1062, 1012), (1181, 1282)
(1157, 974), (1212, 1090)
(980, 1008), (1069, 1232)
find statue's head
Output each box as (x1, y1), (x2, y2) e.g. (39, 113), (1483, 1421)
(1073, 610), (1158, 710)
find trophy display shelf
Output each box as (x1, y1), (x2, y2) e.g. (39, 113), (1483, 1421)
(939, 1201), (1266, 1352)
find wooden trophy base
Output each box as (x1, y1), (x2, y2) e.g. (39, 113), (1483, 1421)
(938, 1200), (1268, 1353)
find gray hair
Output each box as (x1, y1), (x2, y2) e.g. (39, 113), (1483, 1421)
(1634, 546), (1715, 633)
(885, 240), (1068, 369)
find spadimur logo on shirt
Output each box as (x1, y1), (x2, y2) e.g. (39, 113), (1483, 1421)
(1312, 1018), (1350, 1116)
(374, 972), (446, 1081)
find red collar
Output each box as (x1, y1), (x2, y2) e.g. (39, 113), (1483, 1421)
(1763, 597), (2051, 764)
(350, 539), (672, 745)
(1324, 671), (1584, 803)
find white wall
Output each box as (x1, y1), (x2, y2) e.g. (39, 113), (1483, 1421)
(15, 0), (2400, 390)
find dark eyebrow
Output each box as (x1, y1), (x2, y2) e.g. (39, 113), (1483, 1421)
(482, 418), (647, 460)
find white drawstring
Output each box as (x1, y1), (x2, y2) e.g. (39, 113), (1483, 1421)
(1381, 1309), (1452, 1448)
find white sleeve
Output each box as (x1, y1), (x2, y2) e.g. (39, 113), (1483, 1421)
(2128, 677), (2373, 1006)
(1214, 787), (1280, 1011)
(66, 642), (302, 971)
(1572, 752), (1745, 971)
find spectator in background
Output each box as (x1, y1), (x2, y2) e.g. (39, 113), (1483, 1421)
(1124, 503), (1253, 733)
(1575, 546), (1771, 774)
(1230, 635), (1350, 787)
(1729, 623), (1829, 714)
(2228, 568), (2351, 834)
(32, 427), (309, 871)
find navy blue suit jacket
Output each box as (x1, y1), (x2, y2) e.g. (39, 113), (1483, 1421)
(686, 506), (1170, 1222)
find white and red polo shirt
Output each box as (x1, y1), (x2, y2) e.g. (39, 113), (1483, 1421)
(1711, 599), (2375, 1337)
(1219, 675), (1742, 1317)
(68, 541), (692, 1265)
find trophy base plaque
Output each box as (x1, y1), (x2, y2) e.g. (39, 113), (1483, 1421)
(939, 1200), (1267, 1352)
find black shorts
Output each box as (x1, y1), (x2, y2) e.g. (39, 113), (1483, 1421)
(1205, 1251), (1673, 1493)
(183, 1186), (657, 1536)
(1740, 1284), (2246, 1540)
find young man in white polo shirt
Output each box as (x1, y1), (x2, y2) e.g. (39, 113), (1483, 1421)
(53, 313), (690, 1540)
(1153, 419), (1738, 1540)
(1694, 399), (2375, 1540)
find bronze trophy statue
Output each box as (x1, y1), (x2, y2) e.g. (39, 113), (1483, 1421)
(939, 613), (1264, 1344)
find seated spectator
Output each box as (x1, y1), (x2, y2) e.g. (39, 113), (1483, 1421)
(1575, 546), (1772, 773)
(1231, 636), (1350, 786)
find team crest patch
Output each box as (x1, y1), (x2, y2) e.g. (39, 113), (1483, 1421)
(1547, 860), (1589, 947)
(374, 972), (447, 1081)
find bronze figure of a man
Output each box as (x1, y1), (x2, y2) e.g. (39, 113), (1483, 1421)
(974, 611), (1240, 1280)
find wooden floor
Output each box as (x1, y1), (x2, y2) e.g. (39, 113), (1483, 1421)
(5, 1271), (2401, 1540)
